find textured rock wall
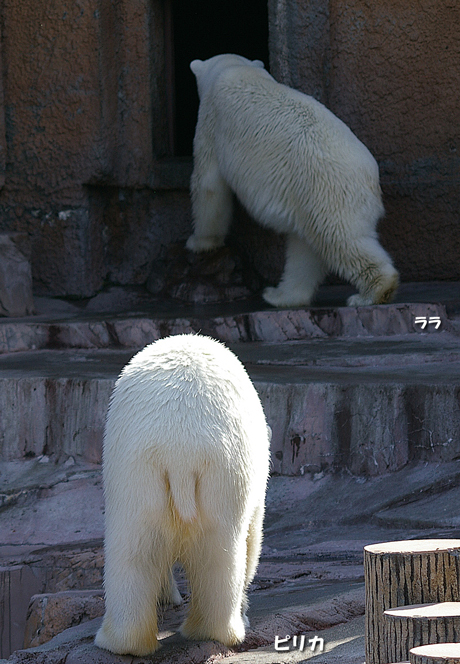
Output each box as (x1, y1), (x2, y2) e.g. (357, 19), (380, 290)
(0, 372), (459, 477)
(0, 566), (42, 658)
(0, 0), (457, 296)
(0, 0), (191, 297)
(0, 548), (104, 658)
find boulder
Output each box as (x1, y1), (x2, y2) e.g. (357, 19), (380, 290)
(24, 590), (104, 648)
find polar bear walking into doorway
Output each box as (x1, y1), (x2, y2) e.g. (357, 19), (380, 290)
(187, 54), (399, 308)
(95, 334), (270, 656)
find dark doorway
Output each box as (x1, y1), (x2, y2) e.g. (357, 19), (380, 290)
(167, 0), (269, 157)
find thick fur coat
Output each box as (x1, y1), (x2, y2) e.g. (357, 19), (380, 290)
(187, 54), (399, 307)
(95, 334), (270, 656)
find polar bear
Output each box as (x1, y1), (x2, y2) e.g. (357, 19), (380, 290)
(187, 54), (399, 308)
(94, 334), (270, 656)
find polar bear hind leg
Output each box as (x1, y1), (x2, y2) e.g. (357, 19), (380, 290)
(95, 477), (174, 656)
(263, 233), (327, 307)
(245, 503), (265, 588)
(180, 526), (248, 646)
(263, 230), (398, 308)
(239, 502), (266, 627)
(95, 541), (168, 656)
(187, 157), (233, 252)
(335, 235), (399, 306)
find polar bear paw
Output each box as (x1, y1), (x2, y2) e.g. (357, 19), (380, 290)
(95, 621), (159, 656)
(186, 234), (225, 252)
(346, 293), (374, 307)
(262, 285), (313, 308)
(347, 270), (399, 307)
(180, 614), (246, 646)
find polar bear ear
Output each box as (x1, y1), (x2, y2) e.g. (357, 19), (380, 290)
(190, 60), (203, 75)
(252, 59), (265, 69)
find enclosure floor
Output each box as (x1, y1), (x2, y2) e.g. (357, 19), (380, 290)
(0, 281), (459, 662)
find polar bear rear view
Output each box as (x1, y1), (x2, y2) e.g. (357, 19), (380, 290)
(95, 334), (270, 656)
(187, 54), (399, 308)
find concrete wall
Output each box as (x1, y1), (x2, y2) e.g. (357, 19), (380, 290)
(0, 0), (457, 296)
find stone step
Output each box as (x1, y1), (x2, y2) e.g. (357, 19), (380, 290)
(0, 300), (455, 353)
(0, 332), (458, 475)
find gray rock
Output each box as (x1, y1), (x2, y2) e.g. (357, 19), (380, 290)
(5, 587), (365, 663)
(0, 234), (34, 317)
(24, 590), (104, 648)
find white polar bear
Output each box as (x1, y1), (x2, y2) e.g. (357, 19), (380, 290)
(94, 334), (270, 656)
(187, 54), (399, 308)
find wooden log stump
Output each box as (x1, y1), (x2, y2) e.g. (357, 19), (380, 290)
(364, 540), (460, 664)
(410, 643), (460, 664)
(385, 602), (460, 664)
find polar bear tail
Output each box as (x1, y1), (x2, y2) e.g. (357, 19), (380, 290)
(166, 469), (198, 523)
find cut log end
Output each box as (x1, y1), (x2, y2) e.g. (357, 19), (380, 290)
(365, 540), (460, 664)
(365, 540), (460, 555)
(410, 642), (460, 664)
(385, 602), (460, 664)
(385, 602), (460, 619)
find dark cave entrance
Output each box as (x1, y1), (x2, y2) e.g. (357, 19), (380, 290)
(166, 0), (269, 157)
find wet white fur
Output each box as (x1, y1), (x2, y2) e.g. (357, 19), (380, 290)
(187, 54), (399, 307)
(95, 334), (270, 656)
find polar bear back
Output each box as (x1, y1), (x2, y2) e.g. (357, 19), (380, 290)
(103, 334), (270, 523)
(106, 334), (266, 460)
(192, 54), (383, 237)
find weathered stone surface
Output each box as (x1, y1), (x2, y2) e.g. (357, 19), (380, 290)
(221, 615), (366, 664)
(0, 566), (42, 658)
(4, 459), (460, 659)
(244, 302), (451, 342)
(32, 208), (105, 298)
(0, 281), (458, 354)
(146, 243), (263, 303)
(0, 0), (188, 298)
(0, 235), (34, 317)
(0, 0), (457, 300)
(0, 544), (104, 659)
(260, 381), (460, 476)
(3, 587), (365, 664)
(0, 473), (104, 546)
(0, 616), (369, 664)
(24, 590), (104, 648)
(0, 370), (114, 462)
(0, 331), (459, 473)
(0, 460), (105, 656)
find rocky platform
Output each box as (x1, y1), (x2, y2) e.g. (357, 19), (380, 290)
(3, 460), (460, 663)
(0, 282), (459, 475)
(0, 281), (459, 662)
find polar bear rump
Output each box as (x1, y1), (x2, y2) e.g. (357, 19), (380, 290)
(94, 334), (270, 656)
(187, 53), (398, 308)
